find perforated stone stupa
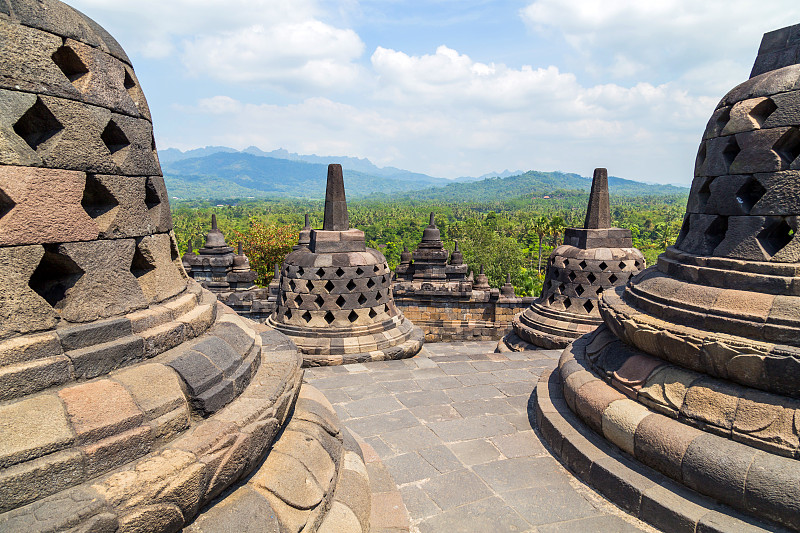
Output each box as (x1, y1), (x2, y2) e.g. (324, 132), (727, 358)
(0, 3), (370, 531)
(540, 24), (800, 532)
(269, 164), (424, 365)
(500, 168), (645, 351)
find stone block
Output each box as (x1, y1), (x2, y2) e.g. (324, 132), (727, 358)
(112, 363), (187, 419)
(0, 22), (77, 97)
(59, 378), (144, 443)
(273, 430), (336, 491)
(0, 354), (72, 400)
(166, 349), (222, 397)
(58, 316), (132, 350)
(0, 331), (61, 366)
(0, 394), (73, 468)
(0, 166), (98, 245)
(752, 171), (800, 216)
(163, 293), (197, 319)
(253, 450), (325, 510)
(127, 305), (172, 334)
(55, 239), (149, 322)
(744, 450), (800, 530)
(0, 245), (58, 339)
(107, 112), (160, 176)
(133, 233), (187, 304)
(733, 388), (800, 454)
(0, 88), (42, 166)
(680, 377), (742, 433)
(82, 425), (152, 477)
(0, 449), (85, 513)
(177, 303), (215, 339)
(601, 399), (651, 455)
(185, 486), (280, 533)
(147, 177), (171, 231)
(141, 320), (185, 358)
(88, 174), (150, 237)
(117, 504), (184, 533)
(730, 128), (791, 174)
(573, 378), (626, 434)
(634, 414), (701, 481)
(67, 334), (145, 379)
(681, 432), (755, 509)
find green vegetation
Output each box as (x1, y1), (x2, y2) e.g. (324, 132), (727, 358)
(172, 191), (687, 296)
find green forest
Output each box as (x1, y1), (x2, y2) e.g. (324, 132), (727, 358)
(171, 191), (687, 298)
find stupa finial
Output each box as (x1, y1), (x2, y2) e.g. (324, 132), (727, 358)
(584, 168), (611, 229)
(323, 164), (349, 231)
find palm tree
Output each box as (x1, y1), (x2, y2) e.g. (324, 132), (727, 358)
(548, 215), (566, 248)
(531, 216), (549, 274)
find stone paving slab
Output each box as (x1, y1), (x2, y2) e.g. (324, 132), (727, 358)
(304, 341), (658, 533)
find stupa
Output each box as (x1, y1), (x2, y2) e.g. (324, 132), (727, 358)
(0, 2), (370, 531)
(268, 164), (424, 365)
(500, 168), (645, 350)
(537, 24), (800, 532)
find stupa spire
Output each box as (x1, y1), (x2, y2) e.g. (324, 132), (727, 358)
(323, 164), (349, 231)
(584, 168), (611, 229)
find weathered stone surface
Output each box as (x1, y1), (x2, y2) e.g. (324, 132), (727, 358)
(0, 245), (58, 339)
(634, 414), (701, 481)
(133, 233), (186, 304)
(252, 451), (325, 509)
(186, 486), (280, 533)
(0, 166), (97, 245)
(0, 394), (73, 468)
(112, 363), (187, 419)
(59, 379), (143, 443)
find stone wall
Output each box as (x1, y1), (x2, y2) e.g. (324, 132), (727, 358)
(393, 283), (532, 342)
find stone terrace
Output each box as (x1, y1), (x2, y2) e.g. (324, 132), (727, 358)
(304, 341), (656, 532)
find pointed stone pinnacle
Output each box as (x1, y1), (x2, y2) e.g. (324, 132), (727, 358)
(274, 263), (280, 276)
(454, 240), (460, 252)
(506, 272), (512, 283)
(304, 213), (310, 228)
(480, 264), (484, 274)
(187, 241), (193, 254)
(237, 241), (243, 255)
(211, 213), (218, 230)
(584, 168), (611, 229)
(429, 212), (436, 227)
(323, 164), (349, 231)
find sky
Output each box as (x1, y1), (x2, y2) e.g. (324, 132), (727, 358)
(67, 0), (800, 185)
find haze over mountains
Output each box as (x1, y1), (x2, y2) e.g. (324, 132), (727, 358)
(160, 146), (687, 201)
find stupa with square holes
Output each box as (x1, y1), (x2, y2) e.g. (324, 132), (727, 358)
(537, 25), (800, 532)
(268, 164), (424, 365)
(0, 2), (370, 531)
(499, 168), (646, 351)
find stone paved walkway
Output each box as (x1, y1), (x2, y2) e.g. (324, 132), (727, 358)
(304, 341), (658, 533)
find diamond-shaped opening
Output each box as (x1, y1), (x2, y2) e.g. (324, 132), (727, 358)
(169, 235), (180, 262)
(324, 280), (335, 292)
(609, 273), (618, 284)
(735, 176), (766, 214)
(563, 297), (572, 309)
(619, 262), (626, 269)
(280, 292), (287, 304)
(315, 294), (325, 307)
(758, 217), (795, 257)
(29, 246), (84, 308)
(101, 119), (129, 160)
(634, 261), (641, 268)
(587, 272), (597, 284)
(306, 279), (314, 291)
(346, 279), (356, 291)
(578, 260), (587, 270)
(285, 308), (293, 320)
(358, 293), (367, 305)
(707, 215), (729, 251)
(373, 265), (380, 273)
(721, 135), (741, 170)
(551, 268), (559, 279)
(551, 257), (556, 264)
(583, 300), (594, 313)
(773, 127), (800, 168)
(302, 310), (312, 323)
(144, 177), (161, 210)
(294, 294), (303, 306)
(81, 174), (118, 220)
(697, 177), (714, 211)
(575, 285), (584, 296)
(599, 261), (608, 270)
(356, 267), (364, 275)
(123, 69), (136, 91)
(749, 98), (777, 128)
(368, 308), (377, 319)
(289, 279), (296, 291)
(596, 287), (604, 296)
(695, 141), (707, 173)
(384, 304), (390, 313)
(548, 294), (555, 305)
(324, 311), (335, 324)
(675, 215), (691, 248)
(336, 295), (346, 307)
(13, 98), (63, 152)
(130, 241), (155, 278)
(51, 45), (90, 91)
(568, 271), (576, 281)
(297, 267), (304, 276)
(335, 267), (345, 277)
(316, 268), (326, 277)
(0, 188), (16, 220)
(348, 310), (359, 323)
(557, 283), (565, 294)
(563, 259), (569, 267)
(366, 278), (375, 289)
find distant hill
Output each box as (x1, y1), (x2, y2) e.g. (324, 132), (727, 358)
(160, 147), (688, 201)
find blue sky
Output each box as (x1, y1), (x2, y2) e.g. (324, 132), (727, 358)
(68, 0), (800, 185)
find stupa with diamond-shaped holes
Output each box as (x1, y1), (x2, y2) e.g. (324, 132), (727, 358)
(499, 168), (646, 351)
(268, 164), (424, 365)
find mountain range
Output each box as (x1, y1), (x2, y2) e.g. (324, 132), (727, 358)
(159, 146), (687, 201)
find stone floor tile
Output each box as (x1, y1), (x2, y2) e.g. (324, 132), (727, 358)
(473, 457), (572, 493)
(417, 445), (462, 473)
(345, 409), (419, 438)
(536, 514), (652, 533)
(342, 381), (391, 401)
(427, 354), (471, 362)
(409, 367), (446, 379)
(491, 368), (538, 383)
(491, 430), (547, 458)
(399, 484), (440, 519)
(504, 412), (534, 431)
(364, 436), (394, 460)
(455, 372), (501, 386)
(415, 376), (462, 390)
(452, 398), (516, 418)
(417, 496), (530, 533)
(342, 396), (404, 418)
(470, 360), (504, 372)
(373, 370), (415, 383)
(445, 384), (503, 403)
(421, 469), (493, 510)
(382, 425), (441, 453)
(439, 362), (478, 375)
(412, 356), (438, 369)
(370, 491), (410, 530)
(501, 484), (601, 526)
(346, 363), (369, 373)
(318, 388), (349, 404)
(395, 389), (450, 408)
(447, 439), (504, 466)
(408, 404), (463, 423)
(428, 415), (516, 442)
(383, 452), (440, 484)
(365, 461), (398, 493)
(312, 372), (375, 390)
(381, 380), (421, 393)
(496, 381), (536, 397)
(333, 404), (350, 422)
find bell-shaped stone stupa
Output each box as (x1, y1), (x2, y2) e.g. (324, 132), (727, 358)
(500, 168), (645, 350)
(269, 164), (424, 365)
(0, 3), (370, 531)
(538, 24), (800, 532)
